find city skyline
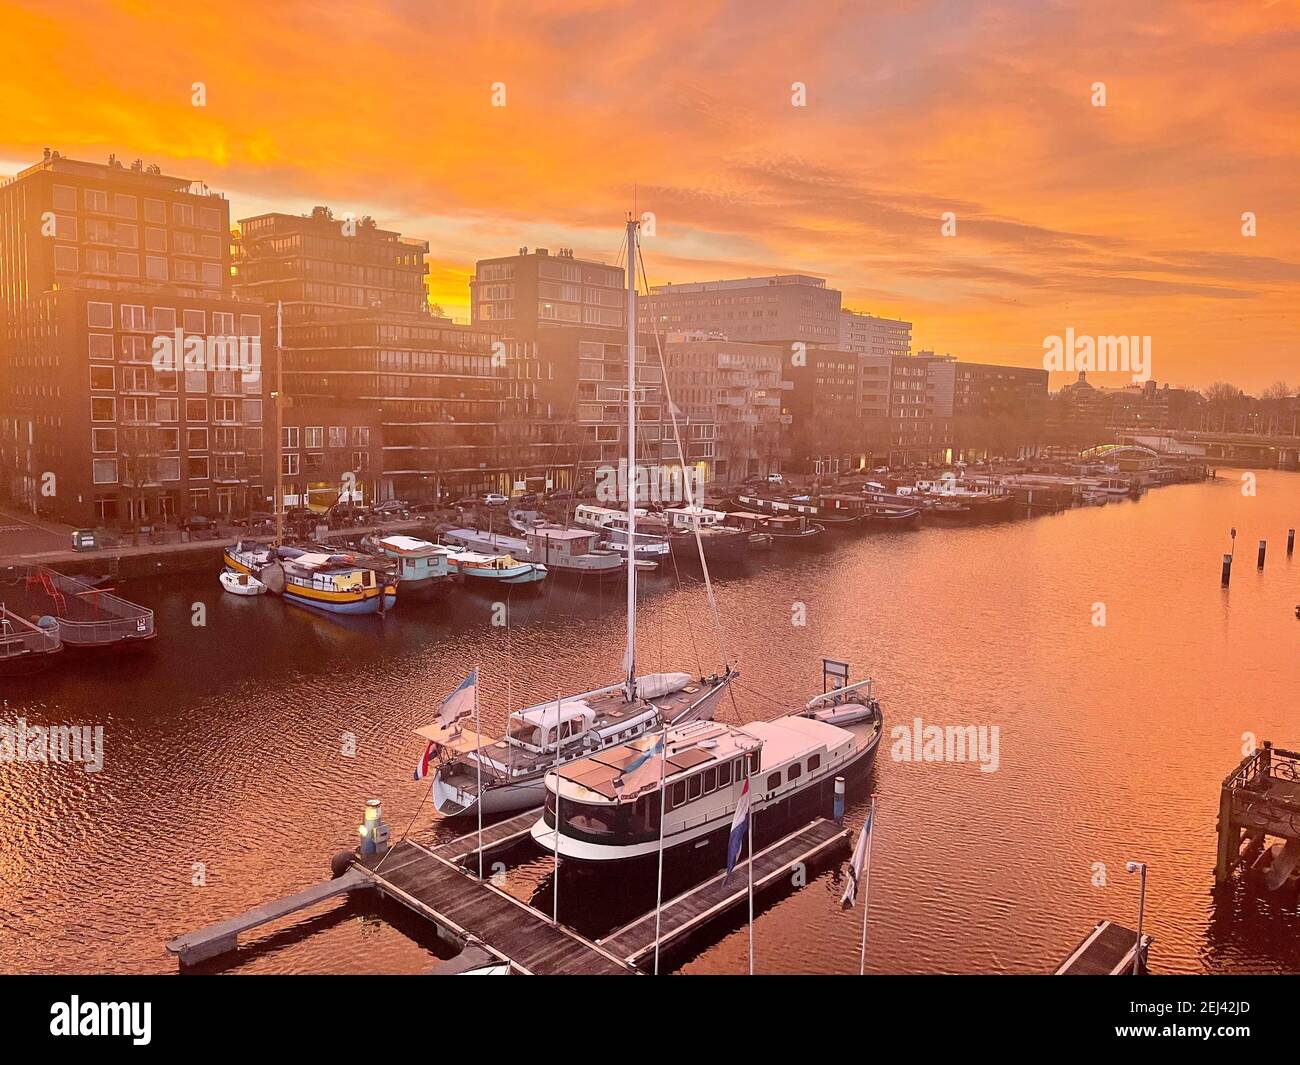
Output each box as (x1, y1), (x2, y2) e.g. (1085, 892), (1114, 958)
(2, 0), (1297, 391)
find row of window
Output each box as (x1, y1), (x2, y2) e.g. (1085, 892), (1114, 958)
(86, 303), (261, 335)
(92, 426), (258, 454)
(90, 365), (261, 395)
(92, 455), (246, 485)
(280, 452), (368, 475)
(282, 426), (370, 449)
(52, 186), (223, 230)
(91, 396), (261, 423)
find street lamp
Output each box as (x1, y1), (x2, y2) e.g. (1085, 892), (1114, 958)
(1125, 860), (1148, 975)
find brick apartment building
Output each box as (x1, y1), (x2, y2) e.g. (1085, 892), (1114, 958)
(0, 152), (273, 527)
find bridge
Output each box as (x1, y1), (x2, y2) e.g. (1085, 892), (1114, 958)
(1113, 428), (1300, 468)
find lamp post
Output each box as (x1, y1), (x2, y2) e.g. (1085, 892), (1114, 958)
(1125, 860), (1148, 975)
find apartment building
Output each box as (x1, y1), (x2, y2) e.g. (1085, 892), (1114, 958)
(0, 152), (272, 526)
(641, 274), (842, 346)
(840, 310), (912, 358)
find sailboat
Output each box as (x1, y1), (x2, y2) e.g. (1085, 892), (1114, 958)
(423, 216), (737, 818)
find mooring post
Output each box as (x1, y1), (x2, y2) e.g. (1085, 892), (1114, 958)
(833, 777), (846, 824)
(1258, 540), (1267, 570)
(1288, 529), (1295, 557)
(1221, 553), (1232, 586)
(1215, 781), (1237, 884)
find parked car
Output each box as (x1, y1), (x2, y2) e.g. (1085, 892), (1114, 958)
(372, 500), (410, 519)
(764, 473), (784, 485)
(482, 493), (509, 506)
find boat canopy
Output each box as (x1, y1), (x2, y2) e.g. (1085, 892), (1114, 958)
(513, 699), (596, 732)
(379, 535), (441, 556)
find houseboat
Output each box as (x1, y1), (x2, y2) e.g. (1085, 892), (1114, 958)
(573, 504), (673, 562)
(657, 505), (750, 563)
(530, 682), (882, 865)
(259, 549), (398, 614)
(362, 534), (455, 598)
(442, 524), (630, 578)
(732, 491), (864, 529)
(223, 540), (274, 575)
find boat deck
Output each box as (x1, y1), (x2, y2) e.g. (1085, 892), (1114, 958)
(598, 817), (849, 967)
(363, 841), (634, 975)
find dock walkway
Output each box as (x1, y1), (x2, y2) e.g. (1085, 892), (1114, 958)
(1054, 920), (1150, 975)
(600, 817), (849, 966)
(365, 841), (634, 975)
(431, 810), (539, 866)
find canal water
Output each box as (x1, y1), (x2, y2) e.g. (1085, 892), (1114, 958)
(2, 471), (1298, 974)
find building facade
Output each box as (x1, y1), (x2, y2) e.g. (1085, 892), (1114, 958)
(641, 274), (842, 346)
(1, 153), (272, 526)
(839, 310), (912, 358)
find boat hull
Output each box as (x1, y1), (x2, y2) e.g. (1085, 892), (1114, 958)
(282, 585), (398, 614)
(533, 721), (880, 865)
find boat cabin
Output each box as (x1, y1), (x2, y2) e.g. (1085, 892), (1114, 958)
(663, 505), (727, 531)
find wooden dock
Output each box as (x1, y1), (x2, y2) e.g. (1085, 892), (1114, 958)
(363, 840), (635, 975)
(1054, 920), (1151, 975)
(600, 817), (849, 967)
(1216, 740), (1300, 884)
(166, 866), (371, 965)
(431, 809), (539, 866)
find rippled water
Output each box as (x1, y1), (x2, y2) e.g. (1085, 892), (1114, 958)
(2, 471), (1299, 974)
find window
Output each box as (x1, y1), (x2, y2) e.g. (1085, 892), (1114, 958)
(120, 335), (146, 360)
(304, 426), (324, 449)
(92, 429), (117, 453)
(87, 302), (113, 328)
(182, 309), (205, 334)
(687, 774), (703, 801)
(152, 306), (177, 331)
(703, 768), (717, 793)
(239, 314), (261, 337)
(213, 399), (238, 422)
(156, 398), (178, 422)
(668, 781), (686, 809)
(282, 426), (300, 449)
(185, 399), (207, 422)
(146, 256), (168, 281)
(352, 426), (369, 446)
(145, 227), (167, 252)
(240, 372), (261, 395)
(808, 754), (821, 773)
(282, 453), (300, 476)
(53, 185), (76, 210)
(115, 223), (138, 247)
(244, 399), (262, 423)
(352, 450), (368, 471)
(185, 371), (207, 394)
(91, 397), (116, 422)
(89, 334), (114, 360)
(158, 457), (180, 482)
(121, 304), (147, 331)
(187, 456), (210, 480)
(766, 772), (781, 791)
(84, 188), (109, 212)
(54, 245), (78, 272)
(172, 203), (196, 227)
(719, 762), (732, 788)
(187, 428), (208, 451)
(92, 458), (118, 484)
(328, 426), (346, 448)
(90, 366), (114, 391)
(113, 193), (137, 218)
(115, 252), (138, 276)
(144, 199), (166, 223)
(787, 763), (802, 782)
(159, 428), (179, 451)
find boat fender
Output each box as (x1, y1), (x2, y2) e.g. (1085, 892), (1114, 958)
(350, 584), (362, 593)
(330, 851), (354, 879)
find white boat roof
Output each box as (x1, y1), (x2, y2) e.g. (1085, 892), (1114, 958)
(514, 698), (596, 729)
(290, 552), (339, 568)
(379, 535), (442, 555)
(530, 525), (597, 541)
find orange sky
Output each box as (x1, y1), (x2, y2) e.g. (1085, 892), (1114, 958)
(2, 0), (1297, 391)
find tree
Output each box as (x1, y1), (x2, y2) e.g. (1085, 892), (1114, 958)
(118, 426), (160, 542)
(1201, 382), (1244, 432)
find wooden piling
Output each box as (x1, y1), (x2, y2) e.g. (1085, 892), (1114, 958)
(1257, 540), (1267, 570)
(1221, 553), (1232, 586)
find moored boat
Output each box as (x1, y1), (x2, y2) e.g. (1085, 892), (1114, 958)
(219, 570), (266, 596)
(260, 548), (398, 614)
(0, 607), (63, 677)
(363, 534), (455, 599)
(447, 549), (548, 586)
(530, 685), (881, 865)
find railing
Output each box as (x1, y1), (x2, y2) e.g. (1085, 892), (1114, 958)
(2, 566), (154, 646)
(1224, 743), (1300, 837)
(0, 609), (61, 660)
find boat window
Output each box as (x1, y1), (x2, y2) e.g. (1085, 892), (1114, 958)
(687, 774), (703, 801)
(508, 717), (536, 744)
(704, 767), (717, 793)
(787, 762), (802, 783)
(562, 800), (617, 837)
(669, 781), (686, 809)
(363, 570), (374, 587)
(766, 772), (781, 791)
(808, 754), (821, 772)
(719, 762), (732, 787)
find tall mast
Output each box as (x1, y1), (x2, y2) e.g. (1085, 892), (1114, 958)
(623, 215), (638, 702)
(274, 300), (284, 547)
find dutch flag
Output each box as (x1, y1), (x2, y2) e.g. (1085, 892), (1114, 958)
(840, 805), (873, 909)
(413, 740), (437, 781)
(724, 777), (751, 885)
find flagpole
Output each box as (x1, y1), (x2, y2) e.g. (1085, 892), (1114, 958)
(475, 665), (483, 881)
(552, 689), (561, 925)
(652, 721), (668, 975)
(746, 748), (755, 976)
(859, 797), (876, 976)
